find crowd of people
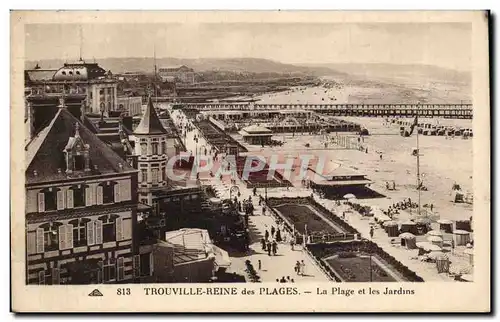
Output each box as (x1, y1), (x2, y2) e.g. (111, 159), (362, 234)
(276, 276), (295, 283)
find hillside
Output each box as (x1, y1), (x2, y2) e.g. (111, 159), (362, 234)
(25, 57), (342, 76)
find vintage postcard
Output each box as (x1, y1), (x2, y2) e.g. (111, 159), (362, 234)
(11, 11), (490, 313)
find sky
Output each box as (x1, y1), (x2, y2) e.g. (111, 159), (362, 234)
(25, 22), (472, 71)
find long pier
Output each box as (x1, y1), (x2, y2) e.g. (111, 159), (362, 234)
(173, 102), (473, 119)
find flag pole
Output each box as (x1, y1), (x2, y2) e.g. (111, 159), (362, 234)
(416, 114), (421, 216)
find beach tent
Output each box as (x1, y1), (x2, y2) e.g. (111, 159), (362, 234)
(437, 219), (453, 233)
(451, 190), (464, 203)
(399, 221), (418, 235)
(414, 218), (431, 235)
(383, 221), (399, 237)
(435, 253), (450, 273)
(455, 220), (472, 232)
(453, 230), (471, 246)
(399, 232), (417, 249)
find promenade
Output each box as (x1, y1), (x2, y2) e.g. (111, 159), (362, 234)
(170, 108), (330, 283)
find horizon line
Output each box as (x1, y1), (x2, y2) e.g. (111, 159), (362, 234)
(24, 56), (471, 72)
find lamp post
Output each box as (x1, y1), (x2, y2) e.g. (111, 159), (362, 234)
(363, 239), (372, 282)
(230, 185), (240, 204)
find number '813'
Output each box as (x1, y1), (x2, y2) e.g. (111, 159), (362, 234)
(117, 288), (131, 295)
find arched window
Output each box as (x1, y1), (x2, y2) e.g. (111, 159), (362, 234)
(140, 143), (147, 155)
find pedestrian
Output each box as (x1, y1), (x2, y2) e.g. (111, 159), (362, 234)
(301, 260), (306, 276)
(262, 207), (266, 216)
(261, 238), (266, 251)
(267, 242), (272, 256)
(276, 229), (282, 242)
(290, 238), (295, 251)
(430, 204), (434, 211)
(253, 187), (257, 196)
(286, 276), (291, 282)
(295, 261), (301, 275)
(258, 259), (262, 270)
(265, 230), (269, 241)
(291, 279), (295, 283)
(280, 276), (286, 283)
(276, 279), (279, 282)
(271, 226), (276, 237)
(370, 226), (374, 239)
(272, 240), (278, 255)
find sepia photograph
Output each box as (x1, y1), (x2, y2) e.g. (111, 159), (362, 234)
(10, 10), (490, 312)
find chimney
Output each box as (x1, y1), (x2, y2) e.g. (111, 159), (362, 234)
(25, 100), (35, 140)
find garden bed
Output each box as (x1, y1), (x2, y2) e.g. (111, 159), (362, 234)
(266, 196), (359, 242)
(307, 241), (424, 282)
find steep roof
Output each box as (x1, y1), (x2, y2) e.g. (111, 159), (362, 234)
(133, 98), (168, 135)
(25, 108), (135, 185)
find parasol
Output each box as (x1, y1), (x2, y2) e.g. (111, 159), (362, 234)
(427, 235), (443, 243)
(460, 274), (474, 282)
(416, 242), (442, 252)
(378, 215), (392, 222)
(426, 251), (446, 260)
(383, 220), (398, 227)
(453, 229), (470, 235)
(209, 198), (222, 204)
(427, 230), (444, 237)
(399, 232), (416, 239)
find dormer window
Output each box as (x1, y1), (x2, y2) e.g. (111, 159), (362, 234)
(64, 123), (90, 174)
(69, 71), (73, 75)
(76, 71), (81, 75)
(62, 71), (66, 75)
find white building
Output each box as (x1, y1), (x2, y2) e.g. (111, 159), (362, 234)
(117, 96), (143, 116)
